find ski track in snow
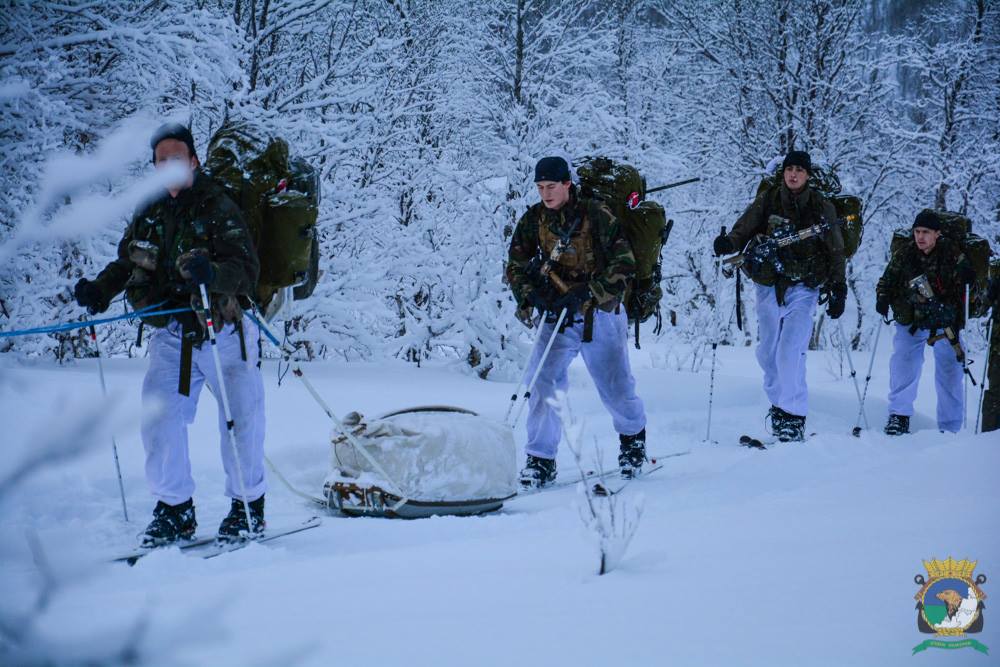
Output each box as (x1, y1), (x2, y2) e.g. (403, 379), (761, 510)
(1, 343), (998, 666)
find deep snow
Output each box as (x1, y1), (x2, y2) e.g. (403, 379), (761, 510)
(1, 334), (998, 666)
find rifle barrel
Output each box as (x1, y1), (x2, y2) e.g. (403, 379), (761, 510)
(646, 177), (701, 194)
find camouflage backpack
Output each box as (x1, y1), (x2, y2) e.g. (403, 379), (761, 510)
(574, 156), (671, 346)
(204, 122), (320, 317)
(756, 164), (863, 258)
(889, 209), (995, 318)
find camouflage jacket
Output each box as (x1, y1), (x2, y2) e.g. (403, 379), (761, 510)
(728, 183), (845, 288)
(876, 236), (973, 330)
(92, 171), (259, 329)
(506, 193), (634, 311)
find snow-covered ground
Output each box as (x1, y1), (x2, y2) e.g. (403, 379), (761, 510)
(2, 336), (998, 666)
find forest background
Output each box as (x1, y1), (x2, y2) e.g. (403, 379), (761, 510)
(1, 0), (997, 379)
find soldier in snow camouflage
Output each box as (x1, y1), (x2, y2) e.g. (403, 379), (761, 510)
(74, 123), (267, 546)
(876, 210), (977, 435)
(506, 157), (647, 488)
(714, 150), (847, 442)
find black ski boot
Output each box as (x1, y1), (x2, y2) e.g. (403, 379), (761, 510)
(767, 405), (783, 435)
(777, 413), (806, 442)
(884, 414), (910, 436)
(141, 499), (197, 548)
(618, 428), (647, 479)
(217, 495), (265, 543)
(519, 455), (557, 489)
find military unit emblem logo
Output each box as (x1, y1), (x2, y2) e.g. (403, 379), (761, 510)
(913, 557), (989, 655)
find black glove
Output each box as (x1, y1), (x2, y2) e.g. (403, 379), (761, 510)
(525, 288), (552, 314)
(178, 253), (215, 287)
(552, 284), (592, 320)
(958, 264), (977, 285)
(875, 293), (890, 318)
(713, 233), (735, 256)
(73, 278), (109, 315)
(826, 282), (847, 320)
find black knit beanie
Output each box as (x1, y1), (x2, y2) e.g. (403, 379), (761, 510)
(150, 123), (197, 163)
(782, 150), (812, 174)
(912, 209), (941, 231)
(534, 156), (571, 183)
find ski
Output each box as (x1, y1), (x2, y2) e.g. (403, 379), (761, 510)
(113, 516), (321, 565)
(200, 516), (322, 560)
(113, 535), (220, 566)
(592, 463), (663, 497)
(515, 450), (689, 498)
(739, 433), (817, 450)
(590, 450), (690, 496)
(740, 434), (769, 450)
(515, 466), (620, 496)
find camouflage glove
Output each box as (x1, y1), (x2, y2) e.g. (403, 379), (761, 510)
(515, 289), (551, 328)
(74, 278), (110, 315)
(526, 288), (552, 314)
(177, 251), (216, 288)
(551, 284), (592, 321)
(826, 282), (847, 320)
(713, 233), (735, 256)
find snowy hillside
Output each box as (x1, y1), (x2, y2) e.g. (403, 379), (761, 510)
(2, 339), (997, 666)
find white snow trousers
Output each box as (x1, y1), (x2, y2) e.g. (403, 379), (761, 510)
(523, 308), (646, 460)
(887, 323), (964, 433)
(141, 316), (266, 505)
(754, 283), (818, 417)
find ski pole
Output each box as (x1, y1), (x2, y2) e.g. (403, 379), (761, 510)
(837, 320), (868, 430)
(89, 325), (129, 522)
(963, 284), (970, 430)
(975, 318), (992, 434)
(851, 320), (884, 437)
(511, 308), (568, 429)
(246, 310), (412, 511)
(197, 284), (255, 538)
(503, 315), (549, 425)
(705, 226), (724, 443)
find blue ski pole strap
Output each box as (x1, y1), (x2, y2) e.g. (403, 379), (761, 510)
(0, 303), (189, 339)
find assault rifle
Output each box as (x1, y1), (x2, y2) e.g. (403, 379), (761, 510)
(525, 217), (584, 298)
(909, 274), (977, 384)
(722, 214), (830, 277)
(646, 177), (701, 195)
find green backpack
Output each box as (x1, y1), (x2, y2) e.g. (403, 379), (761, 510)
(574, 156), (671, 346)
(889, 209), (995, 318)
(204, 122), (320, 315)
(756, 164), (863, 258)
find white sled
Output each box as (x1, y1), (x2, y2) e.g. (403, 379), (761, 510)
(324, 406), (518, 519)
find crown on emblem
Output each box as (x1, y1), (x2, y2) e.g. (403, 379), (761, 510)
(923, 557), (977, 580)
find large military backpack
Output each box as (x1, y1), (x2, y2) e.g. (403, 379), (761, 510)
(888, 209), (995, 318)
(204, 122), (320, 318)
(756, 163), (863, 258)
(574, 156), (671, 347)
